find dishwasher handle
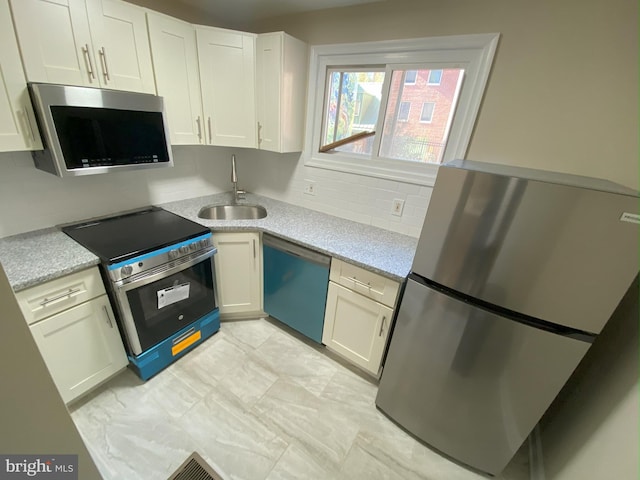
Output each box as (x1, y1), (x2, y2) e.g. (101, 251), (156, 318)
(263, 234), (330, 267)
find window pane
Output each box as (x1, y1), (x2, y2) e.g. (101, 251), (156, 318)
(321, 70), (385, 155)
(427, 69), (443, 85)
(404, 70), (417, 84)
(420, 102), (435, 122)
(398, 102), (410, 121)
(379, 68), (464, 164)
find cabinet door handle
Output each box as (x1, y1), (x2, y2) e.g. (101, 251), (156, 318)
(102, 305), (114, 328)
(207, 116), (212, 144)
(24, 108), (36, 143)
(82, 44), (96, 81)
(253, 239), (256, 259)
(379, 315), (387, 337)
(257, 121), (262, 146)
(349, 276), (372, 291)
(196, 116), (202, 142)
(98, 47), (110, 82)
(40, 288), (81, 307)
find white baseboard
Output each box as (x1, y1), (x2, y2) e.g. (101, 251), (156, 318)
(529, 425), (546, 480)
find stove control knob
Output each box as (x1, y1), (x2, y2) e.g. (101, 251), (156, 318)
(121, 265), (133, 276)
(168, 249), (178, 260)
(200, 239), (209, 249)
(179, 245), (189, 255)
(190, 242), (198, 251)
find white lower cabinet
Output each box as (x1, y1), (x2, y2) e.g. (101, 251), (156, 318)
(29, 295), (127, 404)
(15, 267), (127, 404)
(322, 259), (399, 376)
(212, 232), (263, 318)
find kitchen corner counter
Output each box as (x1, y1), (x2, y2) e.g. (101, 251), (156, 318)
(160, 193), (418, 282)
(0, 228), (100, 292)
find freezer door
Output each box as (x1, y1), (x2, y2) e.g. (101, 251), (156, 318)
(412, 164), (639, 334)
(376, 277), (590, 475)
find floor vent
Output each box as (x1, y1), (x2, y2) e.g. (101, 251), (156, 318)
(168, 452), (224, 480)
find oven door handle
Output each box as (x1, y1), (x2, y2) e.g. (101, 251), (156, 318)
(113, 247), (216, 292)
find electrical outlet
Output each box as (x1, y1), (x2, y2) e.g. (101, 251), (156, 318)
(392, 199), (405, 216)
(304, 180), (316, 196)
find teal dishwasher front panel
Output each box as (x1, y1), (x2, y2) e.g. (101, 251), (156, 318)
(263, 243), (330, 343)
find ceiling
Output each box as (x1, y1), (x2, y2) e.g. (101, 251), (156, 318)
(172, 0), (386, 29)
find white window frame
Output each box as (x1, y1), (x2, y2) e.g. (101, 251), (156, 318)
(304, 33), (500, 186)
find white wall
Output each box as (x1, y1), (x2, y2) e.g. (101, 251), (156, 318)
(255, 0), (639, 191)
(540, 279), (639, 479)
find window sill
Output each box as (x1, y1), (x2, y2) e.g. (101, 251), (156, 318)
(305, 152), (439, 187)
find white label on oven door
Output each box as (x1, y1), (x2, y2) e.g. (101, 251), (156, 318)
(157, 283), (190, 309)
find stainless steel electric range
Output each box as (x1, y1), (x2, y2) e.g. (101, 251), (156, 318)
(62, 206), (219, 380)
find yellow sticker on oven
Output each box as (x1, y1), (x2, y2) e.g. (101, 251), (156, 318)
(172, 330), (202, 356)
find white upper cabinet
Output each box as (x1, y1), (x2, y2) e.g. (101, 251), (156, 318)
(10, 0), (95, 87)
(256, 32), (308, 153)
(196, 26), (257, 148)
(10, 0), (155, 93)
(147, 12), (204, 145)
(84, 0), (155, 93)
(0, 0), (42, 152)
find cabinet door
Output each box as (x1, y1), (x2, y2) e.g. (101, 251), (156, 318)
(147, 12), (204, 144)
(322, 282), (393, 376)
(0, 0), (42, 151)
(212, 232), (262, 317)
(196, 27), (257, 148)
(10, 0), (96, 87)
(85, 0), (155, 93)
(30, 295), (128, 404)
(256, 33), (281, 152)
(256, 32), (307, 153)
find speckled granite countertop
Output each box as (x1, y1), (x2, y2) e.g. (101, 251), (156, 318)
(0, 228), (100, 292)
(0, 193), (417, 291)
(160, 193), (417, 282)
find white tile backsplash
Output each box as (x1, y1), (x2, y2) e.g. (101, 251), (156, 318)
(0, 146), (431, 239)
(238, 150), (431, 238)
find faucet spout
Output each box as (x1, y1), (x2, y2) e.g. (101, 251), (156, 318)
(231, 154), (246, 203)
(231, 154), (238, 184)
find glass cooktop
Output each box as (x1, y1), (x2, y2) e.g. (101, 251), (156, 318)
(62, 207), (209, 264)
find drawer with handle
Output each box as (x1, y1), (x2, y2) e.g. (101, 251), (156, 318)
(329, 259), (400, 308)
(16, 267), (106, 325)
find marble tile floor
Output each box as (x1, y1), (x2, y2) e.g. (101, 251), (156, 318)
(69, 318), (530, 480)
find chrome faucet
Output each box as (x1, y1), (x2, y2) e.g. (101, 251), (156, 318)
(231, 154), (246, 203)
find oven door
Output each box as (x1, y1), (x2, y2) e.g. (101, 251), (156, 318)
(113, 249), (217, 355)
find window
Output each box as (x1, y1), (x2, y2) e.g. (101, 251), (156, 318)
(305, 34), (499, 186)
(420, 102), (435, 123)
(427, 69), (443, 85)
(397, 102), (411, 122)
(404, 70), (417, 85)
(321, 70), (384, 155)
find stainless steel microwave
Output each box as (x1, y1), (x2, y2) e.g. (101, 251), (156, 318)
(28, 83), (173, 177)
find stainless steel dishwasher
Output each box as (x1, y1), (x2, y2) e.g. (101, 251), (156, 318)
(263, 234), (330, 343)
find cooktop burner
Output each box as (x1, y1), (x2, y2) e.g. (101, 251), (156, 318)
(62, 207), (209, 264)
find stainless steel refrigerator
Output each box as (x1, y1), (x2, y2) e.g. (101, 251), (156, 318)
(376, 160), (639, 475)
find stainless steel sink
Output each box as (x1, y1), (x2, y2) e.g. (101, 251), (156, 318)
(197, 204), (267, 220)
